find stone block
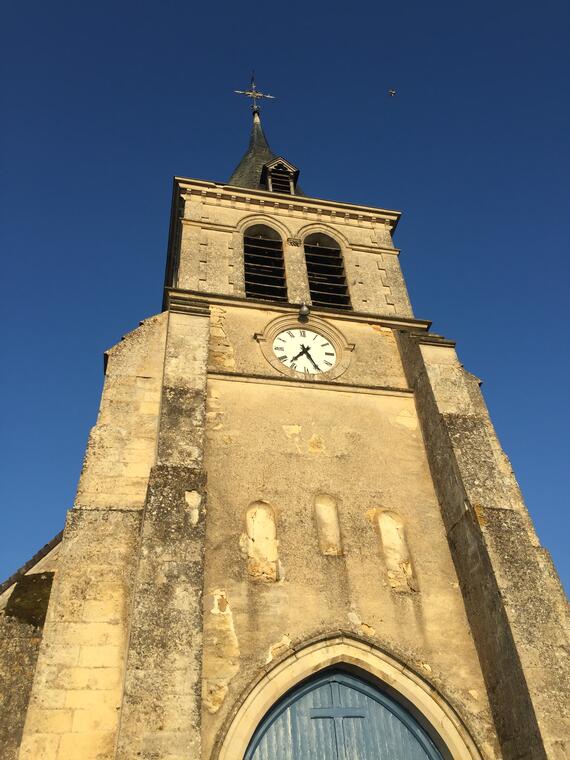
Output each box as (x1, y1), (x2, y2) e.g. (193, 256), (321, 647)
(57, 730), (115, 760)
(18, 732), (60, 760)
(24, 707), (73, 734)
(77, 645), (123, 669)
(71, 703), (118, 733)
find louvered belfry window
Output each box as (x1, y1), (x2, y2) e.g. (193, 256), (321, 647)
(243, 225), (287, 302)
(304, 233), (351, 309)
(268, 163), (293, 194)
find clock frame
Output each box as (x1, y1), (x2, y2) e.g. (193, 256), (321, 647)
(254, 314), (354, 381)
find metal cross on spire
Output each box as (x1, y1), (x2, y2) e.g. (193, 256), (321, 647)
(234, 72), (275, 114)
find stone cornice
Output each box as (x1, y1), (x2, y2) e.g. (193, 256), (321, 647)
(166, 292), (212, 316)
(173, 176), (401, 230)
(164, 288), (431, 332)
(410, 331), (457, 348)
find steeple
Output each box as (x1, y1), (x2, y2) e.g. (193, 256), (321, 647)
(228, 111), (278, 190)
(229, 76), (302, 194)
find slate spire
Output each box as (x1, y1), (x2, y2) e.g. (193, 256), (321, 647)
(230, 75), (302, 194)
(228, 110), (278, 191)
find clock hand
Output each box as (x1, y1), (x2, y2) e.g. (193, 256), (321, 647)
(290, 347), (306, 363)
(301, 346), (321, 372)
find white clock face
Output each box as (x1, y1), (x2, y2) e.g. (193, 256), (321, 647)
(271, 328), (337, 375)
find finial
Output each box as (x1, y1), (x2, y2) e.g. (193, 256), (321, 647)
(298, 302), (310, 323)
(234, 71), (275, 115)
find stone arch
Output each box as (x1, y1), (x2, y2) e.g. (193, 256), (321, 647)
(301, 227), (351, 310)
(297, 222), (350, 248)
(214, 635), (483, 760)
(236, 214), (292, 240)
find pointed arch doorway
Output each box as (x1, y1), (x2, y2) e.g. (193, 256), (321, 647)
(216, 637), (481, 760)
(245, 669), (444, 760)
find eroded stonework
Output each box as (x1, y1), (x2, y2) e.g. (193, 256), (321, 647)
(1, 172), (568, 760)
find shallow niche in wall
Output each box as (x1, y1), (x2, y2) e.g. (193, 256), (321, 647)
(314, 493), (343, 556)
(373, 509), (418, 593)
(240, 501), (280, 582)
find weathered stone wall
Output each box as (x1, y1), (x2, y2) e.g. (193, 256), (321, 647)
(17, 509), (142, 760)
(116, 305), (210, 760)
(75, 313), (168, 510)
(0, 574), (53, 760)
(396, 333), (570, 760)
(170, 179), (413, 317)
(200, 328), (500, 759)
(205, 302), (408, 390)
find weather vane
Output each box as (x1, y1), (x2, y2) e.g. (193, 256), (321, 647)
(234, 72), (275, 113)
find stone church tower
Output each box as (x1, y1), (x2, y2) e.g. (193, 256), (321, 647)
(1, 96), (568, 760)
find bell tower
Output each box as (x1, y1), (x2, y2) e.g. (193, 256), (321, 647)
(3, 85), (568, 760)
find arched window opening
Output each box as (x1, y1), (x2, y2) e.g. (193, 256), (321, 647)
(245, 668), (445, 760)
(304, 233), (351, 310)
(243, 225), (287, 302)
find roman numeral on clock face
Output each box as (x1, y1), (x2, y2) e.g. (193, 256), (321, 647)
(271, 328), (337, 376)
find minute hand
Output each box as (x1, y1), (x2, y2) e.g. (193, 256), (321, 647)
(302, 347), (321, 372)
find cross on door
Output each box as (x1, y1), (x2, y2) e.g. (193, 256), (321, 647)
(310, 680), (369, 760)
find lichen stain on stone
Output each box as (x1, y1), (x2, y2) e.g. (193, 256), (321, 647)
(282, 425), (302, 452)
(370, 324), (395, 340)
(266, 634), (292, 664)
(473, 502), (486, 526)
(308, 434), (326, 454)
(202, 589), (240, 714)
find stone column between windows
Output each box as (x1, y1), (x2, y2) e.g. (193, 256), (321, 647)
(283, 238), (310, 305)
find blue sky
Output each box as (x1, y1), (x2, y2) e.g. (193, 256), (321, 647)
(1, 0), (568, 591)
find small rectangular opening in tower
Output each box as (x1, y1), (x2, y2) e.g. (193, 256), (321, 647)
(269, 166), (293, 194)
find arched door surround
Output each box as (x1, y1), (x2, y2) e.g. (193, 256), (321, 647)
(215, 635), (482, 760)
(245, 668), (444, 760)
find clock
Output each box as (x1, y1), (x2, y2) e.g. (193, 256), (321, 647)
(271, 328), (337, 375)
(255, 315), (354, 380)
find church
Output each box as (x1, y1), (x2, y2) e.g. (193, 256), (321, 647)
(1, 83), (568, 760)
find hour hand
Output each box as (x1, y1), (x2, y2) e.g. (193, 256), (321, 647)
(290, 347), (305, 362)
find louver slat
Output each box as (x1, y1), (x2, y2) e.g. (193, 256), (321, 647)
(304, 241), (351, 309)
(244, 234), (287, 302)
(269, 165), (293, 194)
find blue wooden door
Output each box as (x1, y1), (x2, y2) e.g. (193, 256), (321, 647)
(245, 670), (444, 760)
